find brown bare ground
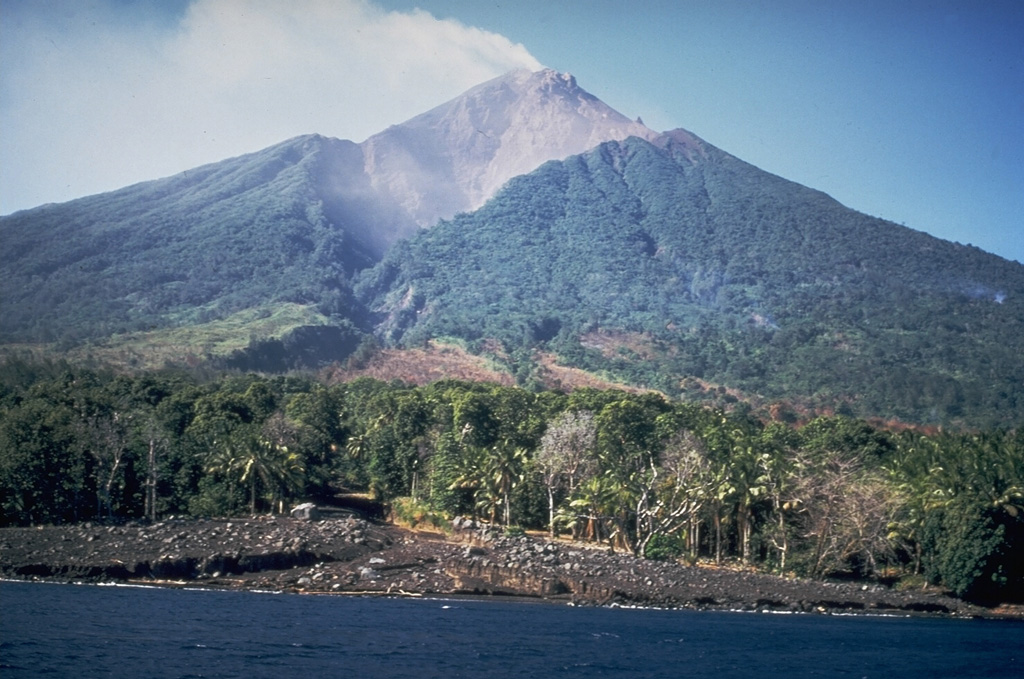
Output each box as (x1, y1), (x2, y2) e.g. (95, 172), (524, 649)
(579, 329), (664, 360)
(325, 341), (515, 386)
(533, 352), (653, 394)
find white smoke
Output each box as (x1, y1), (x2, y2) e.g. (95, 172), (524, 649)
(0, 0), (542, 214)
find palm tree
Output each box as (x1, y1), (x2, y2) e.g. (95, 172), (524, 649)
(487, 440), (527, 526)
(569, 475), (617, 547)
(238, 437), (305, 514)
(718, 434), (770, 564)
(448, 438), (487, 522)
(208, 428), (305, 514)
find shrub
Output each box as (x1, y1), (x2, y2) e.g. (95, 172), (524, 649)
(922, 499), (1022, 604)
(644, 533), (685, 561)
(389, 496), (449, 532)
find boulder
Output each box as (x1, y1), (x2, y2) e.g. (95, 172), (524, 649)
(290, 503), (321, 521)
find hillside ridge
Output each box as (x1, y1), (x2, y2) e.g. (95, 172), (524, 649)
(357, 133), (1024, 426)
(2, 69), (1022, 426)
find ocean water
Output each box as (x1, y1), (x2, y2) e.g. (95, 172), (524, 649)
(0, 580), (1020, 678)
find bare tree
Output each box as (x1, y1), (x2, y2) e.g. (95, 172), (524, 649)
(793, 451), (901, 577)
(535, 411), (597, 536)
(759, 446), (801, 572)
(634, 430), (713, 558)
(76, 410), (130, 518)
(140, 415), (168, 522)
(840, 470), (902, 576)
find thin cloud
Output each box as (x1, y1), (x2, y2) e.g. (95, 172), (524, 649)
(0, 0), (542, 214)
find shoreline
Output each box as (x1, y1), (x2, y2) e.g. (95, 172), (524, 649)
(6, 578), (1020, 625)
(2, 577), (1000, 623)
(2, 515), (1020, 620)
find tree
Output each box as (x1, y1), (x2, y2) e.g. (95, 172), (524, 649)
(425, 430), (475, 516)
(75, 407), (132, 519)
(634, 429), (714, 558)
(758, 424), (801, 571)
(903, 430), (1024, 602)
(922, 497), (1019, 603)
(568, 475), (617, 546)
(447, 434), (489, 522)
(723, 435), (768, 565)
(486, 441), (528, 526)
(799, 415), (894, 461)
(352, 388), (436, 502)
(791, 450), (900, 578)
(286, 385), (347, 465)
(535, 410), (597, 536)
(207, 425), (305, 514)
(139, 413), (170, 522)
(594, 396), (667, 553)
(0, 397), (83, 524)
(694, 413), (746, 564)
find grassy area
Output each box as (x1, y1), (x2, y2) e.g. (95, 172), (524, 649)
(5, 303), (330, 371)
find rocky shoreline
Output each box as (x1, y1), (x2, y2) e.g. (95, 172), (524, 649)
(1, 514), (1018, 619)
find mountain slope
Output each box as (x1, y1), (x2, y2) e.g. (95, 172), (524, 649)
(361, 69), (657, 238)
(0, 69), (656, 348)
(0, 135), (378, 346)
(356, 132), (1024, 427)
(2, 68), (1022, 426)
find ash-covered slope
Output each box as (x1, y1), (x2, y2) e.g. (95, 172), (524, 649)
(360, 69), (658, 236)
(357, 131), (1024, 427)
(323, 68), (657, 255)
(364, 69), (655, 229)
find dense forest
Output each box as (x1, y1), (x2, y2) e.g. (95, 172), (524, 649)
(358, 135), (1024, 428)
(2, 361), (1020, 604)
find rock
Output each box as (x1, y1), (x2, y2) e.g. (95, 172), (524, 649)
(0, 518), (1000, 619)
(290, 503), (321, 521)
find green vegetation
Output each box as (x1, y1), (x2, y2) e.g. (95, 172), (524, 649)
(3, 133), (1023, 427)
(2, 362), (1020, 604)
(0, 136), (377, 349)
(23, 303), (332, 371)
(3, 104), (1019, 610)
(357, 136), (1024, 427)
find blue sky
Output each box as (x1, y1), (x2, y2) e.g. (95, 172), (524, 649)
(2, 0), (1021, 263)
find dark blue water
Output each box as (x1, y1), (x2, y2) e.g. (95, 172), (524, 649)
(1, 581), (1020, 678)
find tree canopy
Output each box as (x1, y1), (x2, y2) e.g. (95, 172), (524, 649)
(2, 361), (1020, 604)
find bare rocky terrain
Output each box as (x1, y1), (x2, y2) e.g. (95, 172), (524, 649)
(1, 513), (1017, 619)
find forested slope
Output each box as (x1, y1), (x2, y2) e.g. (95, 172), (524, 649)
(357, 132), (1024, 427)
(0, 135), (381, 347)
